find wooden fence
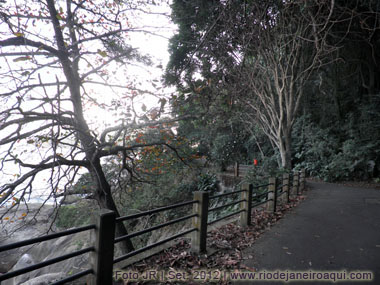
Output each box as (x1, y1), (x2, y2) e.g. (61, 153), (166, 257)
(0, 169), (306, 285)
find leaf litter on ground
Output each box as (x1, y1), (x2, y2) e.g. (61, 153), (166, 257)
(117, 195), (307, 284)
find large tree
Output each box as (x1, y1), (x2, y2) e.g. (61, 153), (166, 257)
(0, 0), (175, 252)
(231, 0), (338, 169)
(166, 0), (379, 170)
(291, 0), (380, 180)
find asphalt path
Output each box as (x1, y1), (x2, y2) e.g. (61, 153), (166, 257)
(235, 181), (380, 285)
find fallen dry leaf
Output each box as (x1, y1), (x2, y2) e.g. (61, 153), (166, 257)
(117, 192), (308, 284)
(240, 264), (257, 272)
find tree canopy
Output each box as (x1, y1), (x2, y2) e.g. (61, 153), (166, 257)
(165, 0), (380, 175)
(1, 0), (379, 255)
(0, 0), (180, 252)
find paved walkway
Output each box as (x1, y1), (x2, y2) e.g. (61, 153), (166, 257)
(237, 181), (380, 284)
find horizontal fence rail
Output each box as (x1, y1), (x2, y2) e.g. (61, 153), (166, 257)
(116, 200), (197, 222)
(0, 168), (306, 284)
(0, 247), (94, 281)
(115, 213), (197, 243)
(252, 199), (269, 208)
(0, 224), (95, 252)
(253, 191), (270, 200)
(0, 225), (95, 283)
(209, 189), (245, 199)
(253, 183), (273, 188)
(208, 209), (245, 225)
(51, 269), (94, 285)
(113, 228), (197, 264)
(209, 199), (246, 213)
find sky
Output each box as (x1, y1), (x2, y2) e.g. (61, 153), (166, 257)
(0, 0), (176, 206)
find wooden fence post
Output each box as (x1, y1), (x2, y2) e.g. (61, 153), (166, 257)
(300, 169), (306, 192)
(292, 172), (299, 197)
(191, 191), (209, 253)
(267, 177), (277, 213)
(240, 183), (253, 227)
(273, 177), (278, 213)
(283, 173), (290, 203)
(234, 162), (239, 177)
(88, 209), (116, 285)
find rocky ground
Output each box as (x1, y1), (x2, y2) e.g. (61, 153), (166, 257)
(0, 203), (92, 285)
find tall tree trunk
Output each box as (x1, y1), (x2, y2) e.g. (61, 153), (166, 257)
(45, 0), (135, 254)
(46, 0), (135, 254)
(278, 130), (292, 170)
(90, 159), (135, 253)
(284, 133), (292, 170)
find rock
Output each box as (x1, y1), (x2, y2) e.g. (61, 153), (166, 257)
(19, 273), (64, 285)
(2, 254), (34, 285)
(60, 195), (82, 205)
(13, 253), (34, 268)
(0, 203), (92, 284)
(0, 204), (56, 273)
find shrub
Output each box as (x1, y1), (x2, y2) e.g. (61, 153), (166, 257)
(56, 201), (97, 229)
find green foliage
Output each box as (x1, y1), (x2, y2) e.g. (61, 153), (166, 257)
(170, 86), (252, 170)
(210, 133), (245, 169)
(293, 109), (380, 181)
(56, 202), (97, 229)
(166, 0), (230, 85)
(166, 0), (380, 182)
(196, 172), (219, 192)
(114, 163), (198, 217)
(54, 1), (380, 250)
(289, 0), (380, 181)
(169, 172), (218, 200)
(242, 168), (267, 188)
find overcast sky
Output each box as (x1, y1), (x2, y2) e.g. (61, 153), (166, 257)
(0, 1), (177, 206)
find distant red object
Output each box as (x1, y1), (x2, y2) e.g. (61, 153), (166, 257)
(254, 159), (258, 166)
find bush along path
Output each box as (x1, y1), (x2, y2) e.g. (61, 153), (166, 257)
(113, 194), (307, 284)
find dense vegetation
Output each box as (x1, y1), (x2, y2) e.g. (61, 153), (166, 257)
(2, 1), (379, 254)
(165, 0), (380, 182)
(56, 0), (380, 233)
